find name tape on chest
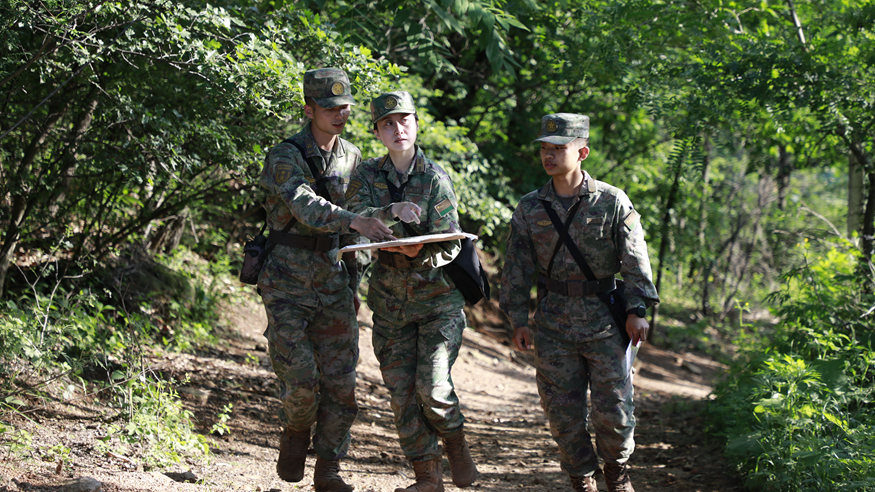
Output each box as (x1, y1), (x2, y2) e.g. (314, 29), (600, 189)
(434, 198), (455, 217)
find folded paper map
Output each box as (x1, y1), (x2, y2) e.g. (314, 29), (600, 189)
(336, 232), (478, 261)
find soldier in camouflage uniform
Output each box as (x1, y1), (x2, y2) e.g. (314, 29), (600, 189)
(258, 68), (395, 492)
(499, 113), (659, 492)
(346, 91), (477, 492)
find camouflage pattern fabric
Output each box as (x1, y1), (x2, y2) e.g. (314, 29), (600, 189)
(499, 171), (659, 342)
(261, 288), (358, 460)
(533, 113), (590, 144)
(373, 310), (467, 461)
(369, 91), (417, 124)
(258, 124), (362, 298)
(535, 328), (634, 477)
(303, 67), (355, 108)
(346, 146), (468, 460)
(258, 123), (362, 460)
(499, 171), (659, 474)
(346, 146), (464, 322)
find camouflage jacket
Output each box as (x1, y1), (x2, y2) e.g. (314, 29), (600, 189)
(257, 123), (362, 305)
(346, 147), (464, 320)
(499, 172), (659, 343)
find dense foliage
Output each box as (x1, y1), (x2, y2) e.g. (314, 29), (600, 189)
(710, 240), (875, 491)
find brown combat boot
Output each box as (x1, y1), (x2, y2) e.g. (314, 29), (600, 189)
(276, 427), (310, 482)
(314, 457), (354, 492)
(603, 462), (635, 492)
(570, 474), (599, 492)
(394, 458), (444, 492)
(442, 428), (476, 487)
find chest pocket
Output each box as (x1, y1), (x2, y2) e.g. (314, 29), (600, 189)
(583, 215), (611, 241)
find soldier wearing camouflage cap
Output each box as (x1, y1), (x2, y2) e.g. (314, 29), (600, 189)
(347, 91), (478, 492)
(258, 68), (394, 492)
(500, 113), (659, 492)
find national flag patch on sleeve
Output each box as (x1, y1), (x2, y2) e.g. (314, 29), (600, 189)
(623, 209), (641, 232)
(434, 199), (454, 217)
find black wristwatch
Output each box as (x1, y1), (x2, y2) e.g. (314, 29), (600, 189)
(627, 306), (646, 318)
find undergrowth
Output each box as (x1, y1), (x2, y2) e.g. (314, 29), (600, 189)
(0, 245), (240, 467)
(709, 240), (875, 491)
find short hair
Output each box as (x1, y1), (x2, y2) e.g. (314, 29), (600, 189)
(373, 113), (419, 131)
(304, 96), (316, 109)
(572, 137), (590, 148)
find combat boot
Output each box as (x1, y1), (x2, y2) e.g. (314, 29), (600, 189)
(394, 458), (444, 492)
(570, 475), (599, 492)
(442, 428), (476, 487)
(604, 462), (635, 492)
(276, 426), (310, 482)
(313, 457), (354, 492)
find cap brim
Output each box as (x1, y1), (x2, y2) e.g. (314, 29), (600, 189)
(533, 135), (577, 144)
(373, 108), (416, 124)
(314, 95), (356, 108)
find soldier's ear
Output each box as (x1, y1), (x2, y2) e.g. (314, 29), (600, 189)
(578, 145), (590, 162)
(304, 104), (314, 119)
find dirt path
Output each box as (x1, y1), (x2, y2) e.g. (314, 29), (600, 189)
(1, 296), (746, 492)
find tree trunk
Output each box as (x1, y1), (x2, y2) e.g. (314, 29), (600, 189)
(862, 170), (875, 266)
(849, 152), (864, 243)
(776, 145), (792, 211)
(0, 196), (27, 299)
(48, 89), (99, 216)
(0, 98), (70, 297)
(651, 154), (684, 336)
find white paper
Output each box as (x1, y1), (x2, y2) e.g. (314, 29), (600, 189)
(336, 232), (478, 261)
(626, 339), (642, 379)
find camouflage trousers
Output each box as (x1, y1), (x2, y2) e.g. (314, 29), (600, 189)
(261, 287), (359, 460)
(534, 326), (635, 477)
(372, 309), (467, 461)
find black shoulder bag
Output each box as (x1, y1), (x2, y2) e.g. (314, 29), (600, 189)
(238, 140), (331, 285)
(539, 198), (631, 345)
(383, 172), (490, 305)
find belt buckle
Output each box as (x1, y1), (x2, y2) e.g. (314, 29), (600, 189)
(568, 281), (584, 297)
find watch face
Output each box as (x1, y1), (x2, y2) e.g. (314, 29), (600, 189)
(629, 306), (645, 317)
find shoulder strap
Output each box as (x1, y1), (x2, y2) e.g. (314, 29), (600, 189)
(284, 138), (332, 202)
(539, 198), (596, 281)
(383, 169), (421, 238)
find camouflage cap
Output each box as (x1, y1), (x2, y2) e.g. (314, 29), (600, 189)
(533, 113), (590, 144)
(304, 68), (356, 108)
(370, 91), (416, 124)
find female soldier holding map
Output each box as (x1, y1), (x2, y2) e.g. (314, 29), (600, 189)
(346, 91), (477, 492)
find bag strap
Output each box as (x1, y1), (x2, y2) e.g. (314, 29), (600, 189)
(539, 194), (596, 281)
(262, 139), (333, 255)
(284, 139), (332, 202)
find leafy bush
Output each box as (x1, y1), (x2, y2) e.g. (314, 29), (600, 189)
(99, 374), (210, 468)
(710, 241), (875, 491)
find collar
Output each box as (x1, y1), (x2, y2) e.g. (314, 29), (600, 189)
(303, 123), (346, 159)
(538, 171), (596, 202)
(378, 146), (425, 180)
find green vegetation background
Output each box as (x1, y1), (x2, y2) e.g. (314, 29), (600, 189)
(1, 0), (873, 489)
